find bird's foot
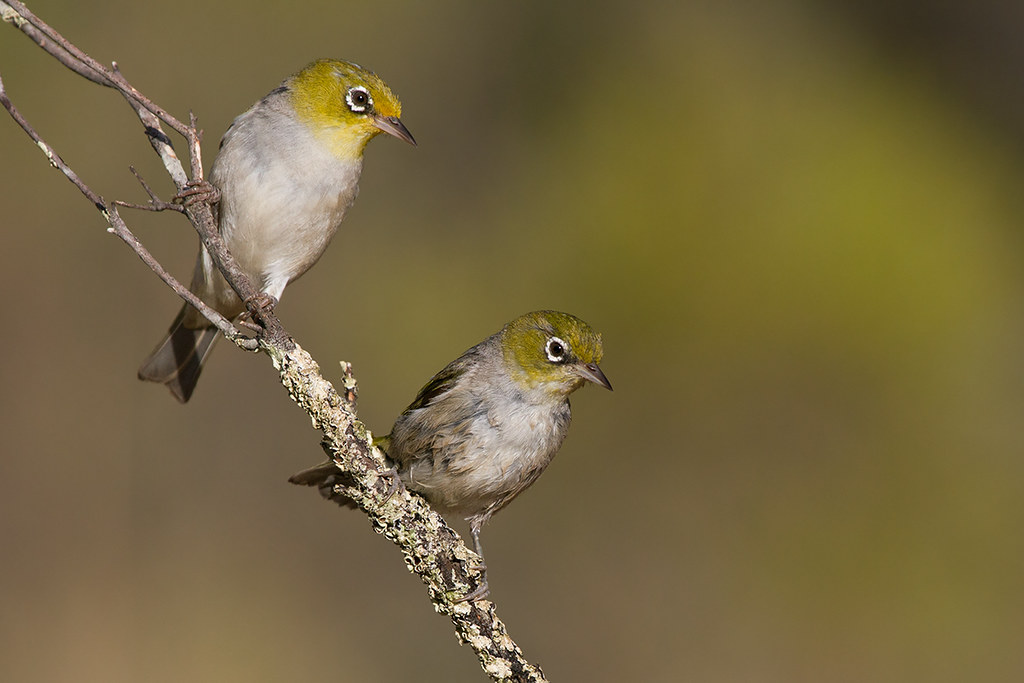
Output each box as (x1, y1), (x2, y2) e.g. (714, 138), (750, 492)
(378, 464), (405, 504)
(245, 292), (278, 319)
(457, 573), (490, 603)
(173, 178), (221, 207)
(454, 548), (489, 603)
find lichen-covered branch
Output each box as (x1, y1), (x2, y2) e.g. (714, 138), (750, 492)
(269, 343), (548, 681)
(1, 2), (548, 680)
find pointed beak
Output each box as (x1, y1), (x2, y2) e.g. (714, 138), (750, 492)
(372, 114), (417, 146)
(577, 362), (613, 391)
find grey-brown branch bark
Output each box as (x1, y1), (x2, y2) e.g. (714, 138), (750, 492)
(0, 2), (547, 680)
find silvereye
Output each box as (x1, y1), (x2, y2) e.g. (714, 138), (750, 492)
(291, 310), (612, 597)
(139, 59), (415, 402)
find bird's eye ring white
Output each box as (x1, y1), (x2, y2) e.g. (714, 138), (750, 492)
(545, 336), (568, 362)
(345, 86), (372, 113)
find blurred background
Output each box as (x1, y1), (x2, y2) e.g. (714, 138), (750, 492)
(3, 1), (1024, 681)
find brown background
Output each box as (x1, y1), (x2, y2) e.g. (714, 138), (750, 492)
(3, 2), (1024, 681)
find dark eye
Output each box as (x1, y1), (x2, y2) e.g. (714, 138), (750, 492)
(545, 336), (568, 363)
(345, 86), (372, 113)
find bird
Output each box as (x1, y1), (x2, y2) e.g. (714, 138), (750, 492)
(138, 58), (415, 402)
(290, 310), (612, 598)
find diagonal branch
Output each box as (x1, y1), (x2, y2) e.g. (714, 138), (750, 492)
(1, 2), (548, 681)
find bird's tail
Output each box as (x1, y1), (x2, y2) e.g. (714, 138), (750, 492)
(289, 461), (359, 509)
(138, 305), (221, 403)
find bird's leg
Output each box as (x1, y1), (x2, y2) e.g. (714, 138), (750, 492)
(173, 178), (221, 207)
(456, 523), (490, 602)
(471, 526), (487, 569)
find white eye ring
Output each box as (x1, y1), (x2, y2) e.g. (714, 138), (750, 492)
(545, 336), (568, 362)
(345, 86), (373, 113)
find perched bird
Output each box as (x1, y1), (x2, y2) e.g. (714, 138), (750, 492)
(139, 59), (415, 402)
(290, 310), (612, 597)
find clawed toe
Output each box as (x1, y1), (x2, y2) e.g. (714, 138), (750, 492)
(379, 465), (404, 503)
(174, 179), (221, 206)
(245, 292), (278, 317)
(457, 576), (490, 603)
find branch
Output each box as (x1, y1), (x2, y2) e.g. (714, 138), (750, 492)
(1, 0), (280, 341)
(1, 2), (547, 680)
(272, 347), (548, 682)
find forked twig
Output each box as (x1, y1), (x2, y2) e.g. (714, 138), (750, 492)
(0, 73), (247, 346)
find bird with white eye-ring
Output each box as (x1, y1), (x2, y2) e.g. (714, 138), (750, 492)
(291, 310), (612, 600)
(138, 59), (415, 402)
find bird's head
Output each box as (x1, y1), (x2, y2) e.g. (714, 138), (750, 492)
(289, 58), (416, 156)
(500, 310), (612, 397)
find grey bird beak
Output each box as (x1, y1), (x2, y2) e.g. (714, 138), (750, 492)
(372, 114), (417, 146)
(577, 362), (613, 391)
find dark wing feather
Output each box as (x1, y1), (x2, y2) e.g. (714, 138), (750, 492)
(403, 356), (471, 412)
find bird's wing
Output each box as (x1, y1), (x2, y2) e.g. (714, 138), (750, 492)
(403, 355), (471, 412)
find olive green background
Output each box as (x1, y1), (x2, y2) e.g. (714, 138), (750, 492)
(3, 2), (1023, 681)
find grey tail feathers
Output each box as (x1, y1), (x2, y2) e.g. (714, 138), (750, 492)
(288, 461), (359, 509)
(138, 305), (221, 403)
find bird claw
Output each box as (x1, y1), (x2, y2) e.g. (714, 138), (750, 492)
(245, 292), (278, 318)
(378, 464), (405, 503)
(455, 541), (489, 602)
(457, 574), (490, 602)
(174, 178), (221, 207)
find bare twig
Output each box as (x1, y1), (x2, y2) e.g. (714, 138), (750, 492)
(1, 0), (285, 343)
(1, 2), (549, 680)
(112, 167), (185, 213)
(0, 73), (248, 346)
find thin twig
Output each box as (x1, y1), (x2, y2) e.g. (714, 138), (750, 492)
(113, 166), (185, 212)
(0, 73), (249, 347)
(1, 1), (189, 135)
(113, 199), (183, 213)
(2, 0), (289, 341)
